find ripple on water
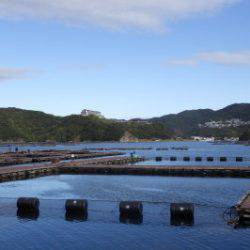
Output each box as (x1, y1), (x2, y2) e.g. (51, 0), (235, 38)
(0, 174), (249, 249)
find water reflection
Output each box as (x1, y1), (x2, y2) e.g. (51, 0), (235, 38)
(170, 216), (194, 226)
(0, 170), (248, 249)
(17, 209), (40, 221)
(237, 218), (250, 228)
(119, 214), (143, 225)
(65, 211), (88, 222)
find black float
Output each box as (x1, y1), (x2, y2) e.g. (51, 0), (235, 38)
(195, 157), (202, 162)
(236, 157), (243, 162)
(119, 201), (143, 224)
(183, 157), (190, 162)
(17, 197), (40, 220)
(120, 201), (143, 216)
(170, 157), (177, 161)
(65, 199), (88, 221)
(220, 157), (227, 162)
(155, 156), (162, 162)
(170, 203), (194, 226)
(65, 199), (88, 212)
(207, 157), (214, 162)
(17, 197), (40, 211)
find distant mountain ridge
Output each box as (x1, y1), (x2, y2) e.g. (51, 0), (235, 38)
(148, 103), (250, 138)
(151, 103), (250, 122)
(0, 103), (249, 142)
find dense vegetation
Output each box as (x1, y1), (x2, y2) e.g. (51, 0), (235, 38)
(0, 103), (249, 142)
(0, 108), (171, 142)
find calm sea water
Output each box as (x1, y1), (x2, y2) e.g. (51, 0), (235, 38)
(0, 175), (249, 249)
(0, 142), (249, 249)
(0, 141), (249, 166)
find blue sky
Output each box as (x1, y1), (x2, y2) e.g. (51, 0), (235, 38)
(0, 0), (249, 119)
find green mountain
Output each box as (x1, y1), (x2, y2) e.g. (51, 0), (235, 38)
(148, 103), (250, 138)
(0, 108), (171, 142)
(0, 104), (249, 142)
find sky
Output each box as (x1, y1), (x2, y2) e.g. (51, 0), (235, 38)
(0, 0), (249, 119)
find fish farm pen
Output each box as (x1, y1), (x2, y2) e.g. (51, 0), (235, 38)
(0, 149), (249, 230)
(0, 149), (250, 183)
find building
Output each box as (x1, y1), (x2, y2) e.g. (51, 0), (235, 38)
(81, 109), (104, 118)
(199, 119), (250, 129)
(191, 136), (215, 142)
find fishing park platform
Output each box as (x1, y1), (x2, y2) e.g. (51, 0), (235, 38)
(0, 155), (144, 182)
(0, 155), (250, 183)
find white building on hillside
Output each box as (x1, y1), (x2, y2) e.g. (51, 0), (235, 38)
(81, 109), (104, 118)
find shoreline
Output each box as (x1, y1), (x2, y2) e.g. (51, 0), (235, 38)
(0, 139), (248, 146)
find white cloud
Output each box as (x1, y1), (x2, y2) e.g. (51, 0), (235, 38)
(0, 67), (35, 82)
(167, 51), (250, 66)
(198, 51), (250, 65)
(60, 63), (106, 71)
(0, 0), (239, 32)
(167, 59), (197, 66)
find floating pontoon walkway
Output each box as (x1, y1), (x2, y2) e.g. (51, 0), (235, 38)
(0, 155), (250, 183)
(60, 163), (250, 178)
(0, 155), (144, 182)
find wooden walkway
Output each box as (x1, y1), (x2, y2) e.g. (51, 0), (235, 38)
(0, 163), (59, 182)
(0, 156), (143, 182)
(0, 156), (250, 183)
(58, 156), (144, 166)
(0, 150), (122, 167)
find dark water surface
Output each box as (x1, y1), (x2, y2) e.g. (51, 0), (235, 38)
(0, 175), (249, 249)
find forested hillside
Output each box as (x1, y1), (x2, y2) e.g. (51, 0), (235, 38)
(0, 104), (249, 142)
(0, 108), (171, 142)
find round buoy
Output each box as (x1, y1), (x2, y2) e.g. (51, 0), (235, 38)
(119, 201), (143, 217)
(220, 157), (227, 162)
(155, 157), (162, 162)
(207, 157), (214, 162)
(17, 197), (40, 211)
(236, 157), (243, 162)
(183, 157), (190, 162)
(65, 199), (88, 213)
(195, 157), (202, 162)
(170, 203), (194, 219)
(170, 157), (177, 161)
